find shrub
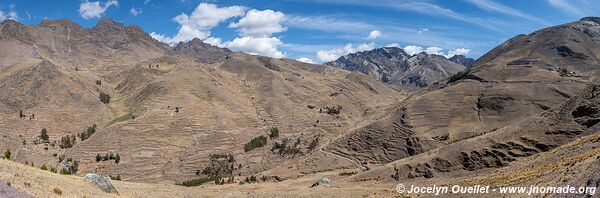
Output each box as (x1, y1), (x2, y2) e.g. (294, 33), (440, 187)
(53, 187), (63, 195)
(110, 174), (122, 181)
(339, 171), (356, 176)
(59, 135), (76, 149)
(96, 154), (102, 162)
(324, 106), (343, 115)
(99, 92), (111, 104)
(176, 177), (216, 187)
(3, 149), (11, 159)
(271, 138), (302, 156)
(40, 128), (49, 142)
(268, 127), (279, 139)
(80, 124), (97, 141)
(115, 153), (120, 164)
(244, 135), (267, 152)
(40, 164), (48, 171)
(308, 137), (319, 151)
(95, 80), (102, 85)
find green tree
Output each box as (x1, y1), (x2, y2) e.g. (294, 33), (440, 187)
(99, 92), (111, 104)
(40, 128), (49, 142)
(115, 153), (120, 164)
(269, 127), (279, 139)
(3, 149), (11, 159)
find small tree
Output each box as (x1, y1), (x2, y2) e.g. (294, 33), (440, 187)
(99, 92), (111, 104)
(115, 153), (120, 164)
(3, 149), (11, 159)
(269, 127), (279, 139)
(40, 128), (49, 142)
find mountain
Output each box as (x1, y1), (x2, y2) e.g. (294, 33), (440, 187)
(172, 38), (232, 63)
(326, 17), (600, 183)
(324, 47), (466, 93)
(448, 54), (475, 67)
(0, 18), (400, 184)
(3, 16), (600, 197)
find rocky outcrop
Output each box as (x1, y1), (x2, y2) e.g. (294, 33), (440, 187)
(172, 38), (232, 63)
(325, 47), (466, 92)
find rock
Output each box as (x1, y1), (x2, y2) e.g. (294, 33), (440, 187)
(311, 177), (332, 187)
(84, 173), (118, 193)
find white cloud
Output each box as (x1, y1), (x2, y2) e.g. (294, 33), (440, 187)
(143, 0), (151, 5)
(154, 3), (246, 43)
(425, 47), (444, 55)
(418, 27), (429, 34)
(204, 37), (223, 46)
(229, 9), (286, 37)
(466, 0), (548, 24)
(404, 45), (470, 58)
(316, 42), (375, 62)
(130, 7), (142, 16)
(297, 57), (315, 64)
(448, 48), (470, 57)
(0, 4), (18, 21)
(367, 30), (382, 40)
(285, 15), (374, 33)
(403, 45), (424, 56)
(220, 9), (288, 58)
(223, 37), (285, 58)
(547, 0), (585, 16)
(78, 0), (119, 19)
(385, 43), (401, 48)
(149, 32), (166, 42)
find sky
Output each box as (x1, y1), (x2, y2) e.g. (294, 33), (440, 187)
(0, 0), (598, 63)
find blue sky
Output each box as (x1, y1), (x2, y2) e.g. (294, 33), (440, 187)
(0, 0), (597, 63)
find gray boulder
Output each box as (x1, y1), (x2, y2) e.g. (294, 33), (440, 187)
(311, 177), (332, 187)
(83, 173), (118, 193)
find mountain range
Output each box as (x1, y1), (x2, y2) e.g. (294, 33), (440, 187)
(0, 16), (599, 197)
(325, 47), (473, 93)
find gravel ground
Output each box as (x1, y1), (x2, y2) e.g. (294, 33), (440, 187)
(0, 181), (33, 198)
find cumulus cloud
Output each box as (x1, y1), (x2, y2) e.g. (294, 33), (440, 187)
(151, 3), (246, 43)
(219, 9), (287, 58)
(403, 45), (470, 58)
(386, 43), (401, 48)
(0, 4), (19, 21)
(228, 9), (286, 37)
(130, 7), (142, 16)
(403, 45), (424, 56)
(448, 48), (470, 57)
(297, 57), (315, 64)
(203, 37), (223, 46)
(316, 42), (375, 62)
(223, 37), (285, 58)
(425, 47), (444, 55)
(367, 30), (382, 40)
(79, 0), (118, 19)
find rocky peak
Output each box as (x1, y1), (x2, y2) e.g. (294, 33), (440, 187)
(449, 55), (475, 68)
(172, 38), (232, 63)
(580, 17), (600, 24)
(91, 17), (126, 35)
(0, 19), (34, 44)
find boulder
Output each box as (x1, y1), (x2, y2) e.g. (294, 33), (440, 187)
(310, 177), (332, 187)
(83, 173), (118, 193)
